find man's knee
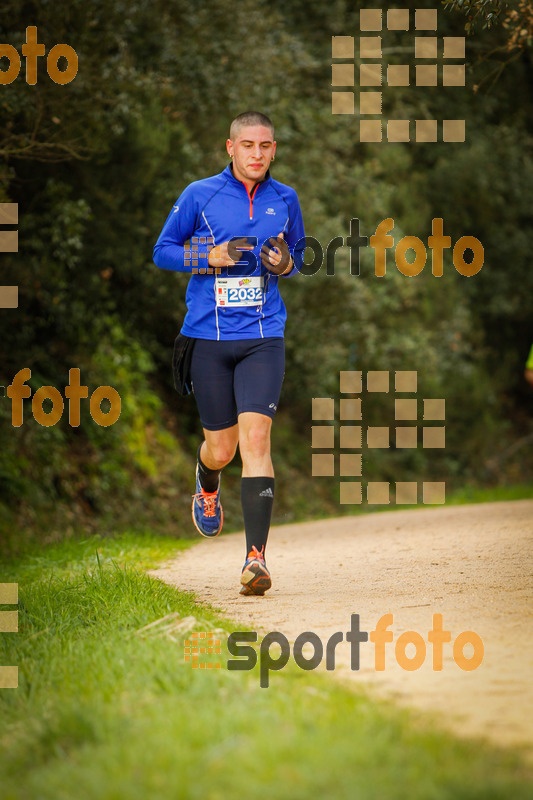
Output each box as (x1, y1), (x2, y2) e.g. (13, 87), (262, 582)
(204, 435), (238, 466)
(239, 424), (271, 459)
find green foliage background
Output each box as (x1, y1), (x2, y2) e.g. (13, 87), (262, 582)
(1, 0), (532, 550)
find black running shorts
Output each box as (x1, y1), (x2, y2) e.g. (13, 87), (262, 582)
(189, 337), (285, 431)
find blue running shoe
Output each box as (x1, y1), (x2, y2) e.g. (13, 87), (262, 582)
(192, 466), (223, 537)
(240, 545), (271, 596)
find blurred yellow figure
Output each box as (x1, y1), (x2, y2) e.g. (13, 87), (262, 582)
(525, 344), (533, 387)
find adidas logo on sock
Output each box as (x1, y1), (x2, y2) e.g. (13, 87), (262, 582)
(259, 487), (273, 497)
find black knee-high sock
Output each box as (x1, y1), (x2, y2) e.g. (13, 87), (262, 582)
(197, 444), (221, 493)
(241, 477), (275, 557)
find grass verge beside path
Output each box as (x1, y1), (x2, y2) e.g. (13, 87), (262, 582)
(1, 532), (532, 800)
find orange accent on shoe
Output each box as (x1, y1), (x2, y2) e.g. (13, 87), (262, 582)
(192, 488), (219, 517)
(246, 545), (265, 562)
(191, 502), (223, 538)
(240, 544), (271, 596)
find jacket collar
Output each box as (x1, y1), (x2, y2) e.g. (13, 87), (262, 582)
(224, 163), (271, 190)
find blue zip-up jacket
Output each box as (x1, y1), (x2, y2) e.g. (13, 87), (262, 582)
(153, 164), (305, 340)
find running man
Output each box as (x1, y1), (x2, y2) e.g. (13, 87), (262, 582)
(153, 111), (305, 596)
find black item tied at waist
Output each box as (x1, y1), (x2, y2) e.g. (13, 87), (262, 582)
(172, 333), (196, 396)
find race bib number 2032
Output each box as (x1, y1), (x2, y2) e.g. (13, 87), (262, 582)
(215, 276), (264, 307)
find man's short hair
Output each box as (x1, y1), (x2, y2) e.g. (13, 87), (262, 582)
(229, 112), (274, 140)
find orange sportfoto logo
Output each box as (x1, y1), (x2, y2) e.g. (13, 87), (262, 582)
(0, 26), (78, 85)
(228, 613), (484, 688)
(6, 369), (121, 427)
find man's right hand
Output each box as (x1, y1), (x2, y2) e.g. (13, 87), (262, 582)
(208, 238), (253, 268)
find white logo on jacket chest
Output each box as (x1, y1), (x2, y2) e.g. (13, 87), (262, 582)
(265, 208), (276, 215)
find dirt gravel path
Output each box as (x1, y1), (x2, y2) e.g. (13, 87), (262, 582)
(150, 500), (533, 754)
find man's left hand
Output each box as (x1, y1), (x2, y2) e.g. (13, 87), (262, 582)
(260, 232), (292, 275)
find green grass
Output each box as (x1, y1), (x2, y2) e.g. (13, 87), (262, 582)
(0, 530), (192, 586)
(1, 533), (531, 799)
(444, 483), (533, 505)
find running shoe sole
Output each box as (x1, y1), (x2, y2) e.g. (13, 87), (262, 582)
(240, 560), (272, 596)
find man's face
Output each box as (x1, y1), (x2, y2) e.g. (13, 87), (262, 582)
(226, 125), (276, 186)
